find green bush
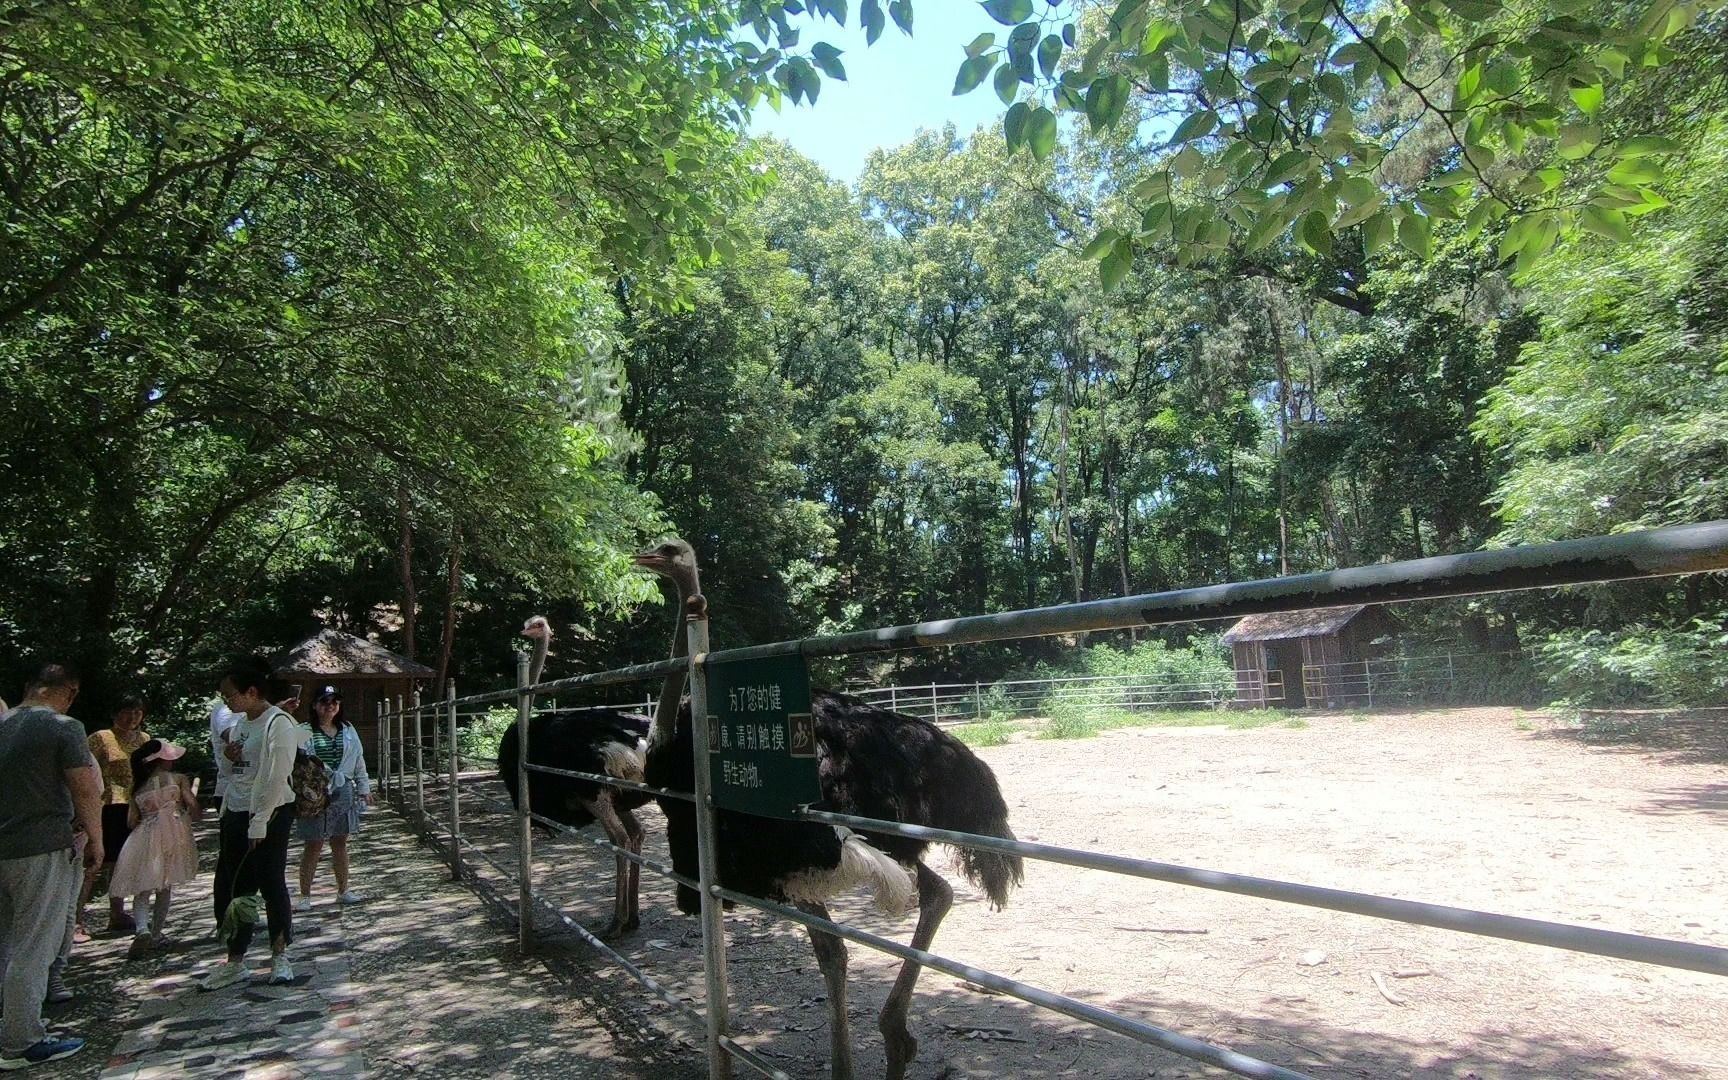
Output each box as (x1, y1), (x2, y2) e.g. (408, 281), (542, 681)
(1038, 701), (1104, 740)
(459, 705), (518, 763)
(1534, 619), (1728, 709)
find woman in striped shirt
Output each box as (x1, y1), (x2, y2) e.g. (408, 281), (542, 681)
(293, 687), (371, 910)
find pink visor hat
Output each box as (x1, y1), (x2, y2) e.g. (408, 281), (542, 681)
(145, 741), (186, 763)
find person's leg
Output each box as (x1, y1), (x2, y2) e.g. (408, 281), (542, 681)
(211, 810), (242, 932)
(150, 889), (171, 939)
(330, 834), (350, 894)
(259, 806), (294, 955)
(225, 811), (262, 960)
(0, 851), (80, 1055)
(297, 839), (324, 898)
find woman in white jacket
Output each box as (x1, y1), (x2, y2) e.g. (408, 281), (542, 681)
(293, 686), (370, 910)
(201, 656), (307, 991)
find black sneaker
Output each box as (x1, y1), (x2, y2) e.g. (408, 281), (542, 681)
(0, 1037), (86, 1070)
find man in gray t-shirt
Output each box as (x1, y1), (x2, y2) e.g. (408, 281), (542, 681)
(0, 664), (101, 1067)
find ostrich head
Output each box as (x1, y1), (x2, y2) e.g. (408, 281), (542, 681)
(520, 615), (554, 684)
(632, 538), (704, 618)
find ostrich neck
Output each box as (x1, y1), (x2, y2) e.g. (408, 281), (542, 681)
(649, 566), (701, 749)
(529, 635), (550, 686)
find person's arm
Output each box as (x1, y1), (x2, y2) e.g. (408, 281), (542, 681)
(65, 763), (103, 869)
(248, 711), (299, 839)
(127, 800), (141, 829)
(347, 726), (371, 799)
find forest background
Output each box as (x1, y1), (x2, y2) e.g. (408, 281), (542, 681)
(4, 0), (1725, 729)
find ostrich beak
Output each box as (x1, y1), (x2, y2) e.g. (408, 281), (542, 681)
(631, 551), (664, 571)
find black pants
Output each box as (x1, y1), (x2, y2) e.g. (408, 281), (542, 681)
(213, 803), (293, 958)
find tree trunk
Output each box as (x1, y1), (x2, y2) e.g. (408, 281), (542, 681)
(1056, 382), (1082, 605)
(432, 527), (463, 691)
(1263, 280), (1292, 577)
(397, 480), (417, 660)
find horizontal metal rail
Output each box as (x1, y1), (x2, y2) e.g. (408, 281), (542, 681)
(798, 809), (1728, 977)
(382, 655), (691, 716)
(713, 887), (1314, 1080)
(708, 521), (1728, 663)
(523, 762), (695, 804)
(526, 810), (698, 891)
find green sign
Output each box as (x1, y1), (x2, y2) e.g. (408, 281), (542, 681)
(705, 653), (820, 819)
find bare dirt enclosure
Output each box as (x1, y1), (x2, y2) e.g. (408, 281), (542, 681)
(451, 706), (1728, 1080)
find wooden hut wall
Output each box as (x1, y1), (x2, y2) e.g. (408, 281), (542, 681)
(1231, 642), (1267, 705)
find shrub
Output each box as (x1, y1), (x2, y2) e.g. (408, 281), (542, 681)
(459, 705), (518, 763)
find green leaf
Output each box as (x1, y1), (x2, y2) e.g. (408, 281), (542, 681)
(1557, 123), (1600, 159)
(1100, 238), (1133, 291)
(1607, 156), (1664, 185)
(1141, 17), (1181, 53)
(1363, 210), (1395, 256)
(1169, 145), (1204, 178)
(1579, 204), (1632, 242)
(1038, 34), (1063, 78)
(889, 0), (913, 34)
(1085, 74), (1130, 132)
(862, 0), (885, 44)
(1003, 101), (1031, 153)
(1063, 23), (1076, 47)
(1462, 198), (1495, 242)
(1334, 190), (1385, 230)
(982, 0), (1033, 26)
(965, 33), (996, 58)
(994, 60), (1019, 103)
(953, 54), (996, 95)
(1615, 135), (1680, 157)
(1515, 167), (1564, 196)
(1245, 207), (1289, 251)
(1168, 109), (1218, 145)
(1027, 106), (1058, 160)
(1569, 82), (1604, 117)
(811, 42), (846, 81)
(1398, 208), (1432, 259)
(1081, 228), (1121, 260)
(1299, 210), (1333, 256)
(1140, 201), (1173, 235)
(1262, 149), (1311, 188)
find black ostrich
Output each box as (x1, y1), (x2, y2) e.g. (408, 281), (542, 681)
(632, 539), (1025, 1080)
(498, 615), (655, 936)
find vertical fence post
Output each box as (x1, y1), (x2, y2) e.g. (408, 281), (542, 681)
(889, 685), (898, 714)
(1446, 652), (1456, 704)
(975, 680), (983, 720)
(448, 679), (461, 880)
(515, 654), (534, 954)
(376, 701), (388, 796)
(413, 688), (425, 826)
(394, 694), (406, 805)
(685, 613), (732, 1080)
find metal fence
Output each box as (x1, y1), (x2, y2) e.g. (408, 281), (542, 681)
(847, 669), (1256, 723)
(1301, 649), (1534, 709)
(376, 520), (1728, 1080)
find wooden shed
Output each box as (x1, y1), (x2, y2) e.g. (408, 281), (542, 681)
(1221, 605), (1394, 708)
(272, 629), (434, 770)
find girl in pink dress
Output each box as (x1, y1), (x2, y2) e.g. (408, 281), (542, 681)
(110, 740), (201, 954)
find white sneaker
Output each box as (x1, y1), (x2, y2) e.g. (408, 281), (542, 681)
(269, 954), (294, 985)
(293, 895), (313, 913)
(337, 891), (364, 905)
(199, 960), (249, 992)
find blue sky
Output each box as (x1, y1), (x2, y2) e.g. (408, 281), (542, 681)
(746, 5), (1011, 183)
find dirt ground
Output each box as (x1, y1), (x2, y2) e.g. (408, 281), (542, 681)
(445, 706), (1728, 1080)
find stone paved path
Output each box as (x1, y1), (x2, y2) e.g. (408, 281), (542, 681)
(30, 805), (697, 1080)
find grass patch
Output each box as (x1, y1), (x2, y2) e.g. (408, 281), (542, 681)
(1039, 708), (1103, 740)
(1514, 718), (1534, 731)
(1282, 717), (1309, 729)
(952, 716), (1020, 747)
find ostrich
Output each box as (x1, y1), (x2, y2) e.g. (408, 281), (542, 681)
(632, 539), (1024, 1080)
(498, 615), (654, 936)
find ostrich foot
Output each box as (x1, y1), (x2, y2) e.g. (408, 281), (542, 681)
(882, 1026), (918, 1080)
(595, 916), (639, 940)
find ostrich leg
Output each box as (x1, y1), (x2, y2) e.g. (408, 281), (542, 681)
(798, 901), (855, 1080)
(620, 807), (644, 930)
(878, 862), (954, 1080)
(585, 796), (639, 936)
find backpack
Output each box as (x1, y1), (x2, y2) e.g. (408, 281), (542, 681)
(267, 711), (331, 819)
(291, 749), (331, 819)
